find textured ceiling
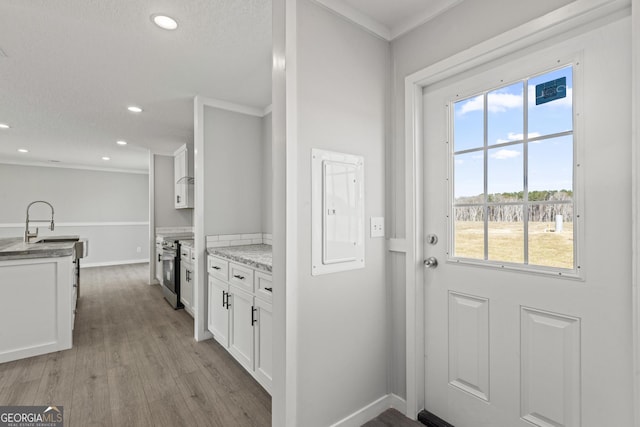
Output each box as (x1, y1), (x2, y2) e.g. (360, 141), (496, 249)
(0, 0), (272, 172)
(0, 0), (459, 173)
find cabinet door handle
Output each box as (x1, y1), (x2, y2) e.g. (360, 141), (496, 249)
(158, 254), (161, 262)
(251, 306), (257, 326)
(265, 287), (272, 292)
(222, 290), (227, 308)
(177, 195), (181, 203)
(233, 274), (245, 280)
(226, 293), (231, 309)
(186, 270), (190, 282)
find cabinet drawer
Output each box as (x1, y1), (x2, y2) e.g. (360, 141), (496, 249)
(208, 256), (228, 281)
(180, 246), (191, 261)
(229, 262), (254, 293)
(255, 271), (273, 303)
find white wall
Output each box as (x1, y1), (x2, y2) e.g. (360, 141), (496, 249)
(0, 163), (149, 266)
(203, 106), (264, 235)
(387, 0), (577, 400)
(153, 154), (193, 228)
(262, 112), (273, 234)
(291, 1), (390, 425)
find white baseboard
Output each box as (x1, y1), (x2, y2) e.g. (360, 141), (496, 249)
(81, 259), (149, 268)
(329, 393), (407, 427)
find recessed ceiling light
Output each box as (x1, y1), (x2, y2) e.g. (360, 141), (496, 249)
(18, 148), (28, 153)
(127, 106), (143, 113)
(152, 14), (178, 30)
(0, 123), (10, 129)
(116, 140), (128, 146)
(102, 156), (111, 161)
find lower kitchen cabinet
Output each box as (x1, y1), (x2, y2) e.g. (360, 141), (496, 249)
(228, 286), (254, 371)
(208, 276), (229, 347)
(179, 244), (194, 316)
(180, 260), (194, 316)
(155, 240), (163, 284)
(207, 254), (273, 393)
(253, 297), (273, 391)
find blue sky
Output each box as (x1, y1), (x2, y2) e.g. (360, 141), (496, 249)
(453, 66), (573, 199)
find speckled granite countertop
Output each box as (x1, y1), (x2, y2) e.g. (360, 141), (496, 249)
(0, 237), (77, 260)
(207, 244), (272, 273)
(179, 239), (194, 248)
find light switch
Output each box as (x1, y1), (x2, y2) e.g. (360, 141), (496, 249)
(370, 217), (384, 238)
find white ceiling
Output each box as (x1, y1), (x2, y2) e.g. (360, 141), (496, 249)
(0, 0), (458, 173)
(0, 0), (272, 173)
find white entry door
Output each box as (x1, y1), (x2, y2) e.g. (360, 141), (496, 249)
(421, 18), (633, 427)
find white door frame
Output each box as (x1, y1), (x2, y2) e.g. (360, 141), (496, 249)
(403, 0), (639, 423)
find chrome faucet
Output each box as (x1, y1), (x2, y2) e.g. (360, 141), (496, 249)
(24, 200), (55, 242)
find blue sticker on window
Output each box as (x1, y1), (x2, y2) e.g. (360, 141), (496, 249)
(535, 77), (567, 105)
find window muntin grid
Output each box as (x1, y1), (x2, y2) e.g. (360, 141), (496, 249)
(450, 65), (575, 272)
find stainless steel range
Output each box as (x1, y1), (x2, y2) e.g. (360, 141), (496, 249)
(161, 237), (183, 309)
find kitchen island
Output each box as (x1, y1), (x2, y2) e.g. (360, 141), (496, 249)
(0, 237), (81, 363)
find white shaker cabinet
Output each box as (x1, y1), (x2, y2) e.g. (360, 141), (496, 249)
(228, 286), (255, 372)
(174, 144), (194, 209)
(253, 297), (273, 392)
(155, 240), (163, 284)
(179, 245), (194, 316)
(207, 254), (273, 393)
(208, 275), (229, 347)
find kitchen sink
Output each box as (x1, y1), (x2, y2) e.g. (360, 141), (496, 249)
(34, 235), (80, 243)
(34, 235), (88, 258)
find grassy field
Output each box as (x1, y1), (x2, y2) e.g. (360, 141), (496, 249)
(454, 221), (574, 269)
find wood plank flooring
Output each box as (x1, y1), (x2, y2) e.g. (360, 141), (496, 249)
(0, 263), (271, 427)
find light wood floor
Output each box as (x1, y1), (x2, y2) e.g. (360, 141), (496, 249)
(0, 263), (271, 427)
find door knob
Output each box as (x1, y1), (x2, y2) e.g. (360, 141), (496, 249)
(424, 257), (438, 268)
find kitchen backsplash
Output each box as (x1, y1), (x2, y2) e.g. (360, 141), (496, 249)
(206, 233), (272, 247)
(156, 226), (194, 234)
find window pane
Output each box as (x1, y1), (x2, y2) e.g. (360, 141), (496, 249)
(454, 207), (484, 259)
(454, 151), (484, 202)
(528, 203), (574, 269)
(488, 145), (523, 199)
(487, 205), (524, 263)
(528, 135), (573, 196)
(488, 82), (523, 146)
(454, 95), (484, 152)
(528, 66), (573, 137)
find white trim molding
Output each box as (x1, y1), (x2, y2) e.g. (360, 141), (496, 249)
(311, 0), (391, 40)
(632, 0), (640, 425)
(0, 221), (149, 228)
(310, 0), (463, 41)
(403, 0), (635, 421)
(81, 258), (148, 268)
(193, 96), (212, 343)
(329, 394), (407, 427)
(195, 96), (270, 118)
(387, 238), (407, 253)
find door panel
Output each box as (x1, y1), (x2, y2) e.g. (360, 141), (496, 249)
(422, 19), (632, 427)
(448, 292), (489, 401)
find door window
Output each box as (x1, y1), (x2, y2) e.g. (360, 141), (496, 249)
(451, 65), (576, 273)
